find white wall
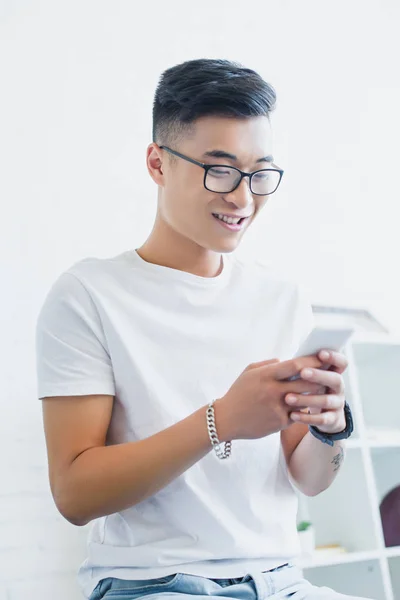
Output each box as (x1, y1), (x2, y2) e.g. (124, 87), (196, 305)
(1, 1), (399, 598)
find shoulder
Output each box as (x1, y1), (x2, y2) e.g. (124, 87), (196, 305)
(37, 250), (131, 323)
(44, 250), (133, 299)
(65, 250), (132, 286)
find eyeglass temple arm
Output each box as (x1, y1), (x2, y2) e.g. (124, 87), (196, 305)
(159, 146), (206, 169)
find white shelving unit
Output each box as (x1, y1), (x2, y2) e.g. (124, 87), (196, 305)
(294, 327), (400, 600)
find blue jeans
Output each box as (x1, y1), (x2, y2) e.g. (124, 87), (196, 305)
(88, 563), (374, 600)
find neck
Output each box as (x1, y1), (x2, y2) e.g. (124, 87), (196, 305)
(137, 218), (223, 279)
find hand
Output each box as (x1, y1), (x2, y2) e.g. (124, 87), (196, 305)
(284, 350), (348, 434)
(214, 355), (326, 442)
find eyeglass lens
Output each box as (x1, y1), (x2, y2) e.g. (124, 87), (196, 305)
(205, 166), (280, 195)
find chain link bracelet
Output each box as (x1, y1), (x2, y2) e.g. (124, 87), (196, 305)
(206, 400), (232, 459)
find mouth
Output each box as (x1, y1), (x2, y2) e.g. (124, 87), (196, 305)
(211, 213), (251, 232)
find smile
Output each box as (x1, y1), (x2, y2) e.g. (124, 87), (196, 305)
(212, 213), (251, 231)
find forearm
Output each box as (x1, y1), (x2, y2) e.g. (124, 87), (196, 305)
(288, 431), (346, 497)
(58, 405), (211, 526)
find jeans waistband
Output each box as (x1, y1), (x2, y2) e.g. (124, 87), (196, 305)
(210, 563), (290, 586)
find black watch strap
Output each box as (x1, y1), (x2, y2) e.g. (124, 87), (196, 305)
(309, 401), (354, 447)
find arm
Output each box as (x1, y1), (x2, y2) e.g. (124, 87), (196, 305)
(37, 275), (212, 526)
(37, 274), (332, 527)
(281, 424), (346, 496)
(281, 349), (348, 496)
(43, 356), (324, 526)
(43, 394), (211, 527)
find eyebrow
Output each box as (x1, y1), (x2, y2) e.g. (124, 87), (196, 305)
(203, 150), (274, 164)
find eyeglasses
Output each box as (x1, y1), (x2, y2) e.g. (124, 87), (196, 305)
(159, 146), (284, 196)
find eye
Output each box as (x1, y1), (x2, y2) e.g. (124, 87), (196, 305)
(252, 170), (270, 180)
(208, 166), (234, 178)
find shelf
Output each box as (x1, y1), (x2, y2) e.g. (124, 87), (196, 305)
(388, 556), (400, 598)
(352, 340), (400, 367)
(302, 559), (386, 600)
(385, 546), (400, 558)
(297, 546), (400, 569)
(352, 342), (400, 433)
(346, 438), (362, 449)
(297, 549), (380, 569)
(343, 438), (400, 450)
(371, 446), (400, 500)
(291, 319), (400, 599)
(305, 449), (379, 553)
(371, 447), (400, 553)
(352, 332), (400, 345)
(368, 438), (400, 450)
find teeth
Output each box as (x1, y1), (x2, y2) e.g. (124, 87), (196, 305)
(214, 214), (241, 225)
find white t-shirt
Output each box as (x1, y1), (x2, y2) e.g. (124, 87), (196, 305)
(35, 249), (313, 599)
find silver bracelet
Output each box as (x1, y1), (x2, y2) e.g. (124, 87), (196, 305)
(206, 400), (232, 460)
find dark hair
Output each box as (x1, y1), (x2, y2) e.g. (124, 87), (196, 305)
(152, 58), (276, 145)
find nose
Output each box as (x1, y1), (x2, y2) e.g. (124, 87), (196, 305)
(224, 176), (253, 211)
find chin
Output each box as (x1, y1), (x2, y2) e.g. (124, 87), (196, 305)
(205, 236), (243, 254)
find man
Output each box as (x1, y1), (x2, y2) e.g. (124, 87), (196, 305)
(36, 59), (365, 600)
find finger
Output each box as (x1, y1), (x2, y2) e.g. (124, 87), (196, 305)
(289, 409), (338, 428)
(300, 367), (344, 394)
(283, 381), (326, 395)
(318, 350), (348, 374)
(246, 358), (280, 371)
(285, 393), (344, 411)
(272, 356), (323, 381)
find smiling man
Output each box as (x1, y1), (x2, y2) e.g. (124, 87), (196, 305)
(144, 113), (279, 263)
(36, 59), (364, 600)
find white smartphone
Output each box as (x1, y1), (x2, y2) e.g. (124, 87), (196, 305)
(293, 326), (355, 360)
(289, 326), (354, 413)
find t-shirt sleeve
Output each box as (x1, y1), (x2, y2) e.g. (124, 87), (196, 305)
(35, 271), (116, 399)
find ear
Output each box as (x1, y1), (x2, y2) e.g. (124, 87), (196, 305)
(146, 143), (165, 186)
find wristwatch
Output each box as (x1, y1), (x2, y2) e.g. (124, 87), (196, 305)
(309, 401), (354, 447)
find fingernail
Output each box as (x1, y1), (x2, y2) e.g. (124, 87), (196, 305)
(302, 369), (313, 378)
(286, 395), (297, 404)
(291, 413), (301, 421)
(320, 350), (330, 360)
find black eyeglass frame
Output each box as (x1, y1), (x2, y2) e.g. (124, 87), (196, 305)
(159, 145), (284, 196)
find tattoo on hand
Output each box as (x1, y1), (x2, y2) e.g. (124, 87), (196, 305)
(331, 447), (345, 472)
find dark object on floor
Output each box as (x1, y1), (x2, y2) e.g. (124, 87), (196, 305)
(380, 485), (400, 547)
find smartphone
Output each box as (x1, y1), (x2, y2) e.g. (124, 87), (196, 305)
(293, 326), (355, 360)
(289, 326), (354, 413)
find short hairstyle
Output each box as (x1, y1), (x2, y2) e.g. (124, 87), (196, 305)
(152, 58), (276, 146)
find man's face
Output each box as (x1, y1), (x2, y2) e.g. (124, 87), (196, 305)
(151, 115), (275, 253)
